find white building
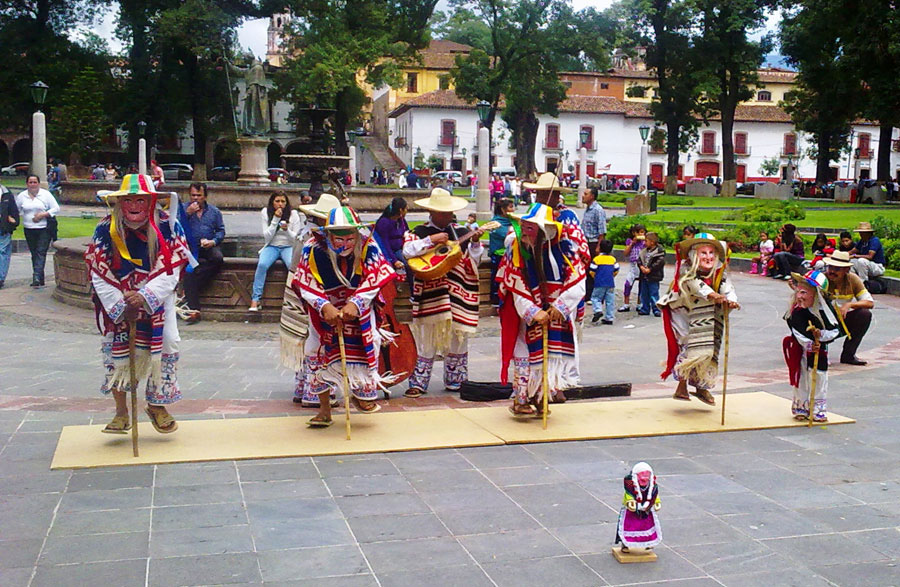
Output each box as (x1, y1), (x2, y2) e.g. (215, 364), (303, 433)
(389, 89), (900, 184)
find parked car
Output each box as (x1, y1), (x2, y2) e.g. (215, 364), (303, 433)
(649, 178), (686, 192)
(1, 162), (30, 176)
(268, 168), (288, 183)
(209, 165), (239, 181)
(160, 163), (193, 181)
(735, 181), (768, 195)
(430, 170), (464, 186)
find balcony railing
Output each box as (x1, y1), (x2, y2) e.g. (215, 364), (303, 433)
(855, 149), (873, 159)
(780, 148), (798, 158)
(576, 140), (597, 151)
(438, 135), (459, 148)
(542, 138), (564, 151)
(734, 146), (751, 157)
(698, 145), (719, 156)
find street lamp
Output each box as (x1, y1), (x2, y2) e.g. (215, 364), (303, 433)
(475, 100), (492, 221)
(638, 124), (651, 192)
(476, 100), (491, 124)
(579, 128), (590, 149)
(639, 124), (650, 144)
(137, 120), (148, 175)
(30, 81), (49, 186)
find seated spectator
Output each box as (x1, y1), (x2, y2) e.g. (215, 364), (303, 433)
(771, 223), (804, 279)
(182, 183), (225, 323)
(824, 251), (874, 365)
(249, 191), (302, 312)
(849, 222), (885, 282)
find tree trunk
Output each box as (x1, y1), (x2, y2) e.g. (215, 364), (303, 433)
(719, 83), (738, 198)
(665, 121), (680, 195)
(334, 90), (350, 156)
(877, 123), (892, 181)
(184, 53), (207, 181)
(513, 109), (539, 178)
(815, 132), (832, 184)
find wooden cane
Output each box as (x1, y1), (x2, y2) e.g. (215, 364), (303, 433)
(337, 323), (351, 440)
(720, 306), (730, 426)
(127, 319), (139, 457)
(807, 321), (820, 427)
(542, 326), (549, 430)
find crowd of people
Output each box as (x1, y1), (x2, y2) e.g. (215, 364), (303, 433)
(0, 168), (884, 434)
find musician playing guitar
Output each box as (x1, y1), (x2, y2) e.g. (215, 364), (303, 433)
(402, 188), (487, 398)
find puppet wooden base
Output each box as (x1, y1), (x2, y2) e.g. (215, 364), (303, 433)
(612, 545), (657, 563)
(51, 392), (855, 469)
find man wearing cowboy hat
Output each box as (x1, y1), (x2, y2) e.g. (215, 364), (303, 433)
(523, 172), (591, 266)
(824, 250), (874, 366)
(497, 203), (585, 416)
(401, 187), (486, 397)
(291, 205), (398, 426)
(848, 221), (885, 283)
(658, 232), (740, 405)
(285, 193), (341, 407)
(84, 174), (191, 434)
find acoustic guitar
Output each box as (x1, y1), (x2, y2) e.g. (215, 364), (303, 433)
(408, 221), (501, 280)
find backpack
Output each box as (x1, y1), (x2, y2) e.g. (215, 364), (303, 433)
(458, 381), (513, 402)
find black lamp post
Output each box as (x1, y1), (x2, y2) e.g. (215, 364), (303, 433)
(138, 121), (147, 137)
(476, 100), (491, 124)
(31, 81), (49, 111)
(579, 128), (590, 149)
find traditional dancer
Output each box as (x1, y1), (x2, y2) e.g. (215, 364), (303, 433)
(615, 462), (662, 552)
(84, 174), (190, 434)
(292, 206), (397, 427)
(283, 193), (341, 407)
(497, 203), (585, 416)
(659, 232), (740, 405)
(402, 188), (485, 397)
(784, 270), (845, 422)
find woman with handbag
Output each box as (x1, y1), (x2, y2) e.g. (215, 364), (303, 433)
(16, 174), (59, 287)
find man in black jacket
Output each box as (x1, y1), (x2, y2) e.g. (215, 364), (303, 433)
(637, 232), (665, 316)
(0, 181), (21, 288)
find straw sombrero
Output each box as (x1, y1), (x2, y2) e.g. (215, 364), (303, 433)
(298, 193), (341, 219)
(323, 206), (370, 231)
(522, 172), (574, 192)
(854, 221), (874, 233)
(512, 203), (563, 240)
(414, 187), (468, 212)
(823, 250), (852, 268)
(678, 232), (726, 260)
(791, 269), (829, 291)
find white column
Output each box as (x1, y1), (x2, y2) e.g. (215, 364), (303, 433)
(476, 126), (491, 221)
(32, 111), (47, 187)
(138, 138), (148, 175)
(577, 146), (587, 208)
(639, 142), (649, 192)
(348, 145), (357, 187)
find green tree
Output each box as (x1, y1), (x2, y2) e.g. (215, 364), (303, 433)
(48, 66), (111, 165)
(693, 0), (775, 197)
(429, 3), (491, 52)
(625, 0), (710, 194)
(275, 0), (438, 156)
(780, 0), (858, 184)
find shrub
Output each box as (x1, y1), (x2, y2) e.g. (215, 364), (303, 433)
(871, 216), (900, 240)
(606, 215), (683, 249)
(722, 200), (805, 223)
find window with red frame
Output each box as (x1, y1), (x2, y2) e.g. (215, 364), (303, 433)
(734, 132), (748, 155)
(858, 133), (871, 158)
(701, 131), (716, 154)
(545, 124), (560, 149)
(440, 120), (456, 146)
(579, 125), (593, 149)
(783, 133), (797, 155)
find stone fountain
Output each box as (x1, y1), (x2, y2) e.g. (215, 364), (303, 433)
(280, 105), (350, 197)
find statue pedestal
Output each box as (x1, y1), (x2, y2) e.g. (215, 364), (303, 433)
(237, 137), (271, 185)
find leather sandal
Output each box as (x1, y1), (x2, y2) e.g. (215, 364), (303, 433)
(672, 391), (691, 401)
(691, 389), (716, 406)
(509, 404), (536, 417)
(351, 397), (381, 413)
(144, 407), (178, 433)
(404, 387), (425, 398)
(101, 414), (131, 435)
(307, 415), (333, 428)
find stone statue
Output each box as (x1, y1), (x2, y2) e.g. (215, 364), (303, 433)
(228, 59), (270, 136)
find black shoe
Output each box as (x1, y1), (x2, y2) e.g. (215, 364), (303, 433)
(637, 310), (649, 316)
(0, 281), (4, 289)
(591, 314), (601, 323)
(30, 281), (40, 288)
(653, 311), (661, 317)
(841, 356), (867, 366)
(601, 319), (614, 325)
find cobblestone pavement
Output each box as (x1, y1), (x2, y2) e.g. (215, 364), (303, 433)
(1, 245), (900, 585)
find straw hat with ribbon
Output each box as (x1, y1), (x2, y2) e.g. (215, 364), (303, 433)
(298, 193), (341, 220)
(98, 174), (172, 268)
(414, 187), (468, 212)
(512, 202), (562, 240)
(522, 172), (574, 192)
(323, 206), (371, 231)
(854, 221), (874, 233)
(823, 250), (852, 268)
(791, 269), (829, 291)
(678, 232), (727, 260)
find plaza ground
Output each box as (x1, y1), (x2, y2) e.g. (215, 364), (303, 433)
(1, 207), (899, 586)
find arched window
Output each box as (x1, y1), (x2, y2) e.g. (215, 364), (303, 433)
(757, 90), (772, 102)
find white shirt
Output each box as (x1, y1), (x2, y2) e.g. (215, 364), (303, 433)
(16, 189), (59, 229)
(260, 208), (303, 250)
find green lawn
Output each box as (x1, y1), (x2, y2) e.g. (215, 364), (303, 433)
(647, 207), (900, 230)
(57, 217), (101, 239)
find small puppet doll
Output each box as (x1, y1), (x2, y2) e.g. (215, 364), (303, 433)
(783, 270), (846, 422)
(615, 462), (662, 553)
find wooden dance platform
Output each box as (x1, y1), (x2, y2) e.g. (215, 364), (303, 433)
(51, 392), (854, 470)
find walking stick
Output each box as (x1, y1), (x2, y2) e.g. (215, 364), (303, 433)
(806, 321), (820, 427)
(720, 306), (730, 426)
(542, 326), (549, 430)
(127, 319), (139, 457)
(337, 322), (352, 440)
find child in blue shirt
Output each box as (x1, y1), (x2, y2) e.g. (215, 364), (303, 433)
(590, 239), (620, 324)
